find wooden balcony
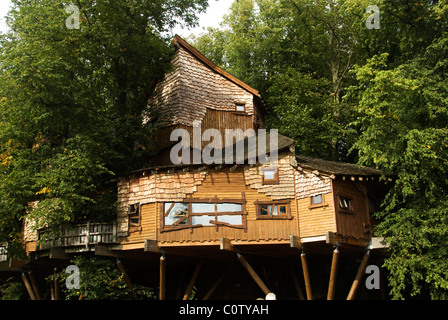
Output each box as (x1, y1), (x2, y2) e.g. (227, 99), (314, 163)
(36, 222), (118, 253)
(0, 244), (7, 263)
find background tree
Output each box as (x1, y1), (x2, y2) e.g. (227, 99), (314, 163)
(0, 0), (207, 251)
(192, 0), (375, 161)
(191, 0), (448, 299)
(346, 1), (448, 299)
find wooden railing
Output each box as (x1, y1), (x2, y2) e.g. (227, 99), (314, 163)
(36, 222), (118, 251)
(0, 244), (7, 262)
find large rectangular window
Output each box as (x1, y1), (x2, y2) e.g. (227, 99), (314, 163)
(163, 196), (247, 231)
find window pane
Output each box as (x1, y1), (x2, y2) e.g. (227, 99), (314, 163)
(191, 203), (215, 213)
(260, 205), (269, 216)
(264, 170), (276, 180)
(217, 203), (242, 212)
(339, 197), (352, 210)
(272, 205), (278, 215)
(192, 215), (215, 226)
(165, 202), (189, 225)
(218, 215), (243, 225)
(279, 205), (287, 214)
(236, 104), (245, 112)
(312, 194), (322, 204)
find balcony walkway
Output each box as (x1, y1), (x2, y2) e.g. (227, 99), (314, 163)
(37, 222), (118, 253)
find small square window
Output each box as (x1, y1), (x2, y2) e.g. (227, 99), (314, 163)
(278, 205), (287, 215)
(309, 194), (328, 209)
(262, 168), (279, 185)
(260, 205), (269, 216)
(311, 194), (322, 205)
(264, 170), (276, 180)
(236, 104), (245, 112)
(339, 196), (352, 211)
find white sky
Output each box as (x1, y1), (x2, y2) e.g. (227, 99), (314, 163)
(0, 0), (233, 35)
(0, 0), (11, 34)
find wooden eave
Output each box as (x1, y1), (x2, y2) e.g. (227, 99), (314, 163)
(123, 133), (294, 178)
(295, 154), (393, 182)
(173, 35), (260, 98)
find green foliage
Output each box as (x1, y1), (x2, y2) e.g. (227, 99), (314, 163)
(346, 1), (448, 299)
(51, 256), (156, 300)
(0, 277), (27, 300)
(192, 0), (371, 161)
(0, 0), (207, 250)
(192, 0), (448, 299)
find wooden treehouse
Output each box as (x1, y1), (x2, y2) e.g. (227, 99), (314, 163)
(4, 36), (391, 300)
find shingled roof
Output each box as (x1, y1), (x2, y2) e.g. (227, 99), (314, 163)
(295, 154), (383, 177)
(173, 35), (260, 97)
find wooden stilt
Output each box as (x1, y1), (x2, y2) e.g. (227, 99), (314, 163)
(290, 270), (305, 300)
(159, 255), (166, 300)
(202, 264), (233, 300)
(347, 250), (370, 300)
(176, 270), (187, 300)
(53, 268), (60, 300)
(116, 259), (138, 300)
(301, 251), (313, 300)
(237, 253), (271, 296)
(182, 262), (203, 300)
(28, 272), (41, 301)
(22, 273), (36, 301)
(327, 247), (340, 300)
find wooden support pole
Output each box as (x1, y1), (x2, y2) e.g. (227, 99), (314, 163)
(28, 272), (41, 300)
(182, 262), (203, 300)
(159, 255), (166, 300)
(202, 264), (233, 300)
(176, 270), (187, 300)
(301, 251), (313, 300)
(53, 268), (60, 300)
(347, 250), (370, 300)
(327, 247), (340, 300)
(116, 259), (138, 300)
(22, 273), (36, 301)
(237, 253), (271, 296)
(290, 270), (305, 300)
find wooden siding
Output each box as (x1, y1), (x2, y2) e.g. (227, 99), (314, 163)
(201, 108), (255, 148)
(116, 170), (208, 236)
(150, 107), (255, 161)
(332, 180), (371, 240)
(119, 202), (157, 250)
(149, 44), (261, 129)
(296, 190), (336, 238)
(25, 241), (37, 253)
(157, 168), (299, 246)
(116, 152), (355, 249)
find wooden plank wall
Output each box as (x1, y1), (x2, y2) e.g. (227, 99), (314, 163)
(201, 108), (254, 148)
(120, 203), (157, 250)
(150, 107), (255, 160)
(296, 190), (337, 238)
(332, 180), (371, 240)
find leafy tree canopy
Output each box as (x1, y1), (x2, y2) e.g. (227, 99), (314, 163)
(0, 0), (207, 248)
(191, 0), (448, 299)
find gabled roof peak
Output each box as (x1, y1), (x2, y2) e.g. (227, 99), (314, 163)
(173, 35), (260, 97)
